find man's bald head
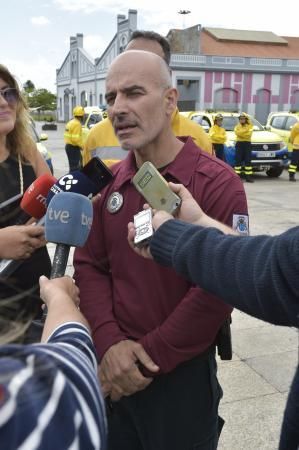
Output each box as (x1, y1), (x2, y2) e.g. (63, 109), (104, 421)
(105, 50), (178, 153)
(106, 50), (172, 89)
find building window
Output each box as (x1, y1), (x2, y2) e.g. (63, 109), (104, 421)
(81, 91), (87, 106)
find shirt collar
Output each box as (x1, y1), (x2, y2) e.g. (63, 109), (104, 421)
(112, 136), (201, 190)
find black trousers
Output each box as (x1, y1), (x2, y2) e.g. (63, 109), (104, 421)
(107, 349), (223, 450)
(288, 150), (299, 173)
(235, 141), (252, 168)
(65, 144), (82, 172)
(213, 144), (225, 161)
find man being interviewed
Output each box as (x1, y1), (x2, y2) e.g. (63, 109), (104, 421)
(74, 50), (248, 450)
(82, 30), (212, 167)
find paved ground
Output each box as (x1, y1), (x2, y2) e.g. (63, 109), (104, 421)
(41, 123), (298, 450)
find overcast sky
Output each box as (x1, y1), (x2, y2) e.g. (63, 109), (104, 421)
(1, 0), (298, 93)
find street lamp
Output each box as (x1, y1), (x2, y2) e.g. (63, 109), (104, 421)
(178, 10), (191, 29)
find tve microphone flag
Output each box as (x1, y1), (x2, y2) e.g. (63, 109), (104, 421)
(45, 191), (93, 279)
(46, 171), (98, 207)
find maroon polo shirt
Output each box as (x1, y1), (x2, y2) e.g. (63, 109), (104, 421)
(74, 137), (248, 374)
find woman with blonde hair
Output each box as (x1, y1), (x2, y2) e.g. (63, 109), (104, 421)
(0, 64), (51, 341)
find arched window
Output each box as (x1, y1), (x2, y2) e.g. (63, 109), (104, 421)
(291, 89), (299, 112)
(214, 88), (238, 111)
(255, 89), (270, 125)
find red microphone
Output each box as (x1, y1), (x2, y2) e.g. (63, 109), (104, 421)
(0, 173), (57, 278)
(16, 174), (57, 224)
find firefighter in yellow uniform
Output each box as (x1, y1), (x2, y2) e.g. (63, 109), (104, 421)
(82, 108), (213, 167)
(234, 113), (254, 183)
(208, 114), (227, 161)
(288, 122), (299, 182)
(64, 106), (84, 172)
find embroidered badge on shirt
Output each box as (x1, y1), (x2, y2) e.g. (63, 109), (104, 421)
(107, 192), (123, 213)
(232, 214), (249, 235)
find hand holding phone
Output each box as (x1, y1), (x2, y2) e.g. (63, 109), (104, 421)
(132, 162), (181, 215)
(81, 157), (114, 192)
(133, 209), (153, 248)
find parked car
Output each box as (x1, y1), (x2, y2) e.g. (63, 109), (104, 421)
(29, 120), (54, 174)
(186, 111), (289, 177)
(265, 111), (299, 151)
(82, 106), (103, 144)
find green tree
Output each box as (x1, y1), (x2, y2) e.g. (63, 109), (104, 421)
(27, 89), (57, 111)
(23, 80), (35, 93)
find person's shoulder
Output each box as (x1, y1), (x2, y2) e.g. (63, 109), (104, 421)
(177, 113), (206, 135)
(89, 118), (114, 136)
(85, 118), (117, 148)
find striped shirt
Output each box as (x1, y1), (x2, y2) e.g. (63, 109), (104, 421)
(0, 322), (107, 450)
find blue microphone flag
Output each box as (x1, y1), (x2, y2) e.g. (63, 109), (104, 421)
(45, 192), (93, 247)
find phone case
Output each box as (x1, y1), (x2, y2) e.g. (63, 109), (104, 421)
(81, 157), (113, 190)
(132, 161), (181, 214)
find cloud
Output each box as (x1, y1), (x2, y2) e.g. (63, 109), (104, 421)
(2, 58), (57, 93)
(84, 35), (107, 58)
(31, 16), (50, 26)
(53, 0), (299, 37)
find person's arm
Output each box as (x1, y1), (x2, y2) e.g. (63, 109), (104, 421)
(82, 124), (97, 166)
(31, 146), (51, 177)
(289, 125), (298, 144)
(208, 125), (216, 140)
(0, 224), (46, 260)
(1, 276), (107, 448)
(130, 182), (298, 327)
(72, 120), (83, 147)
(150, 221), (299, 328)
(39, 275), (88, 341)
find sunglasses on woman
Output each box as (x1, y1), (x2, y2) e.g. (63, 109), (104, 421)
(0, 87), (19, 105)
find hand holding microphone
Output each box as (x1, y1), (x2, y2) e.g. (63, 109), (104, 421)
(0, 225), (46, 260)
(0, 173), (57, 278)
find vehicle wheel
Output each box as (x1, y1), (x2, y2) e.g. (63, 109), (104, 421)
(266, 167), (284, 178)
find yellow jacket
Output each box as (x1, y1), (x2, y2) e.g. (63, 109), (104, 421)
(289, 122), (299, 150)
(234, 120), (253, 142)
(209, 124), (226, 144)
(82, 108), (212, 166)
(64, 118), (83, 147)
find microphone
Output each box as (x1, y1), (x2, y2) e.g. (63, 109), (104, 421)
(40, 191), (93, 322)
(0, 174), (57, 279)
(45, 191), (93, 279)
(19, 173), (57, 222)
(46, 171), (98, 207)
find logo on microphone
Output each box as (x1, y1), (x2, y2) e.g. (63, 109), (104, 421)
(59, 174), (79, 191)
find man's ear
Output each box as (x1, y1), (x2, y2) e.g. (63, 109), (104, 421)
(164, 88), (178, 115)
